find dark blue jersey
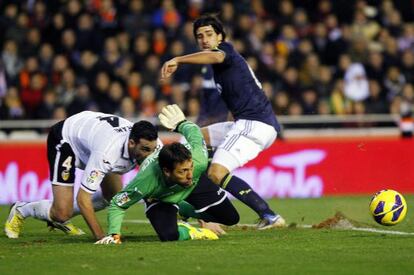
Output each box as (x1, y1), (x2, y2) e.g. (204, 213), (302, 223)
(197, 65), (229, 127)
(212, 42), (280, 131)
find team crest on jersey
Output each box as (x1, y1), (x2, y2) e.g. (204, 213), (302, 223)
(61, 170), (70, 181)
(115, 192), (130, 206)
(86, 170), (99, 184)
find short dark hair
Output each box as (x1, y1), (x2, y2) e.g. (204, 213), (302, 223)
(129, 121), (158, 142)
(158, 143), (191, 171)
(193, 14), (226, 41)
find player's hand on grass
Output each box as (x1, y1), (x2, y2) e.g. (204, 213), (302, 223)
(94, 234), (122, 245)
(161, 58), (178, 80)
(158, 104), (186, 131)
(198, 220), (227, 235)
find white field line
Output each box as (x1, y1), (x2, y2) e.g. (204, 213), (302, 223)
(124, 219), (414, 236)
(349, 227), (414, 235)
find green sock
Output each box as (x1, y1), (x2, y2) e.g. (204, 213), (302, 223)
(178, 201), (215, 221)
(178, 201), (202, 219)
(177, 223), (191, 241)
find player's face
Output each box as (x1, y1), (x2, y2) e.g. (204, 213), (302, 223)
(195, 25), (223, 50)
(165, 159), (194, 188)
(128, 138), (157, 165)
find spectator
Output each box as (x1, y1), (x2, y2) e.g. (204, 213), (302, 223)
(365, 50), (386, 82)
(36, 89), (58, 119)
(38, 43), (54, 75)
(93, 71), (112, 113)
(76, 50), (99, 85)
(0, 86), (25, 119)
(301, 88), (319, 115)
(288, 101), (303, 116)
(401, 84), (414, 114)
(330, 80), (351, 115)
(138, 85), (157, 118)
(315, 66), (334, 99)
(400, 50), (414, 83)
(76, 13), (102, 53)
(5, 12), (29, 45)
(126, 71), (142, 102)
(67, 83), (97, 116)
(21, 28), (42, 58)
(44, 13), (66, 49)
(1, 40), (23, 83)
(107, 81), (125, 113)
(365, 80), (388, 114)
(317, 99), (331, 115)
(344, 63), (369, 102)
(118, 96), (136, 119)
(56, 68), (77, 107)
(279, 67), (300, 101)
(272, 91), (290, 116)
(122, 0), (150, 38)
(384, 66), (406, 101)
(20, 72), (45, 117)
(132, 34), (151, 72)
(1, 0), (414, 120)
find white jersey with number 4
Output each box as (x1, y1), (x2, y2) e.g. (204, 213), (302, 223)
(61, 111), (138, 193)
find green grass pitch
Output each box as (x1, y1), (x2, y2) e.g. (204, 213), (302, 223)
(1, 195), (413, 275)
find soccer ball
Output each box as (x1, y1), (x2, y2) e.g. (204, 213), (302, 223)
(369, 189), (408, 226)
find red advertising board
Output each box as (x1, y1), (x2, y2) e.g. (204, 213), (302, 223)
(1, 137), (413, 204)
(234, 137), (414, 198)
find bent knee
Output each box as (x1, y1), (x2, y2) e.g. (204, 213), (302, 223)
(219, 213), (240, 226)
(50, 211), (72, 223)
(207, 165), (229, 185)
(50, 206), (72, 223)
(229, 212), (240, 225)
(159, 231), (179, 242)
(207, 172), (221, 185)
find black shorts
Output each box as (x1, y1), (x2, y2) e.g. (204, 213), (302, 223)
(145, 173), (239, 241)
(184, 173), (227, 213)
(145, 173), (226, 213)
(47, 120), (76, 186)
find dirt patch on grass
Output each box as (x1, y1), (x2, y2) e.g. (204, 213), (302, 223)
(312, 211), (355, 229)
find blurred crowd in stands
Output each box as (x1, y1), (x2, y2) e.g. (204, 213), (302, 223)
(0, 0), (414, 121)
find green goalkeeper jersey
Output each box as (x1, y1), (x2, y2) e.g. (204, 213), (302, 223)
(107, 121), (208, 235)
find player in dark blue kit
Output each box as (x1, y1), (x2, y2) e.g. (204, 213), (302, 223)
(197, 65), (229, 127)
(161, 15), (285, 229)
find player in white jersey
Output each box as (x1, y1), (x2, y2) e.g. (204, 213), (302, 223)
(5, 111), (159, 240)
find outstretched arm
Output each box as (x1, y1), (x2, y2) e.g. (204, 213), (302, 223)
(161, 51), (225, 80)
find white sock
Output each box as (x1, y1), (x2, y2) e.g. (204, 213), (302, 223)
(18, 200), (52, 222)
(72, 193), (109, 216)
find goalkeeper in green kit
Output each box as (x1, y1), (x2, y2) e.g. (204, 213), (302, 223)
(95, 105), (239, 244)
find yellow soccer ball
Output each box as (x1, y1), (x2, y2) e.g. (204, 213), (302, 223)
(369, 189), (408, 226)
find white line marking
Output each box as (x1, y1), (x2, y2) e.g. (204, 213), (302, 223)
(124, 219), (414, 236)
(350, 227), (414, 235)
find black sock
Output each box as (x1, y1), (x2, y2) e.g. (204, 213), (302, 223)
(221, 174), (275, 218)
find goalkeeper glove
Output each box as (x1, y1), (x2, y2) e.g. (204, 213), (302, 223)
(158, 104), (186, 131)
(94, 234), (122, 244)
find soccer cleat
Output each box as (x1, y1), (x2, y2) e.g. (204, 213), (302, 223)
(178, 222), (219, 240)
(47, 220), (85, 236)
(4, 202), (26, 239)
(256, 214), (286, 230)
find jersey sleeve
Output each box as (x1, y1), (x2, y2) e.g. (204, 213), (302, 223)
(106, 163), (157, 235)
(215, 42), (233, 66)
(106, 189), (142, 235)
(80, 152), (109, 193)
(176, 121), (208, 179)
